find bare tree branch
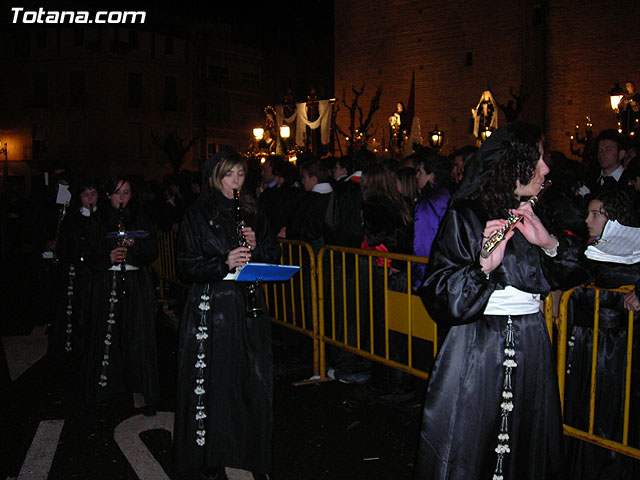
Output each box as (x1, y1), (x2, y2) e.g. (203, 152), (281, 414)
(152, 131), (196, 175)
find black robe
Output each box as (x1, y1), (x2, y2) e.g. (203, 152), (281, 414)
(259, 184), (303, 235)
(84, 205), (159, 406)
(173, 195), (280, 474)
(414, 199), (578, 480)
(48, 208), (98, 359)
(286, 189), (331, 253)
(324, 179), (363, 248)
(564, 259), (640, 480)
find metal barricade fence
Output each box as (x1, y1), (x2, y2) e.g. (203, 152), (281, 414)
(556, 284), (640, 460)
(316, 245), (436, 381)
(154, 231), (179, 299)
(265, 239), (320, 376)
(155, 230), (639, 463)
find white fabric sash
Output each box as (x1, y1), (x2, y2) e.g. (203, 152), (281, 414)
(311, 182), (333, 194)
(484, 285), (541, 315)
(109, 264), (140, 271)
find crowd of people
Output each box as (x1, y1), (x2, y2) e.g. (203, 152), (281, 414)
(4, 121), (640, 479)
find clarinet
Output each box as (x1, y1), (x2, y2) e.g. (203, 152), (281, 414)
(53, 203), (68, 263)
(233, 189), (262, 318)
(117, 203), (128, 295)
(480, 180), (551, 259)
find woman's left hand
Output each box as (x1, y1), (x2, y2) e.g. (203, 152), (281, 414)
(512, 202), (558, 251)
(242, 226), (257, 250)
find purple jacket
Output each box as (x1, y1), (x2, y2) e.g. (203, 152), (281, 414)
(413, 183), (450, 289)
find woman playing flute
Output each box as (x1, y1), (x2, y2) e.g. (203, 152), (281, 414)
(414, 122), (579, 480)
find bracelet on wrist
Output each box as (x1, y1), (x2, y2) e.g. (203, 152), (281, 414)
(541, 235), (559, 257)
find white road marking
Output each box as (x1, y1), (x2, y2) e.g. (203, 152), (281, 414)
(17, 419), (64, 480)
(114, 413), (174, 480)
(2, 326), (47, 381)
(11, 413), (257, 480)
(113, 412), (255, 480)
(227, 468), (254, 479)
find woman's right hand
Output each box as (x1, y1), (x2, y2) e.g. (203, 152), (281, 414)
(226, 246), (252, 270)
(623, 290), (640, 311)
(479, 219), (515, 275)
(110, 246), (127, 264)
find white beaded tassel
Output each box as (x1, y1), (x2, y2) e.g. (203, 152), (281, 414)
(64, 264), (75, 353)
(566, 333), (576, 374)
(493, 316), (517, 480)
(195, 285), (211, 446)
(98, 272), (118, 387)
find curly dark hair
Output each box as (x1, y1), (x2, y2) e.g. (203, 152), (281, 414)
(470, 122), (542, 216)
(595, 187), (640, 227)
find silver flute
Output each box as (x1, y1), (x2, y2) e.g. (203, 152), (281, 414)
(480, 179), (551, 259)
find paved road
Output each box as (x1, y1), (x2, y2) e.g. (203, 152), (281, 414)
(1, 319), (423, 480)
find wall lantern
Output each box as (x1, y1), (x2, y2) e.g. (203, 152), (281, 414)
(609, 83), (625, 113)
(480, 126), (494, 143)
(428, 125), (444, 151)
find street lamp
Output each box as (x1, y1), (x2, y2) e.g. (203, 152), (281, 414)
(279, 125), (290, 139)
(609, 83), (625, 113)
(428, 125), (444, 151)
(0, 141), (8, 189)
(253, 128), (264, 141)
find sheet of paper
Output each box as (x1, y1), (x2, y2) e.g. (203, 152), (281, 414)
(584, 220), (640, 264)
(56, 184), (71, 205)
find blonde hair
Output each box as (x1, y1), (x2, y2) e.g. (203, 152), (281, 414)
(209, 155), (246, 193)
(206, 153), (256, 214)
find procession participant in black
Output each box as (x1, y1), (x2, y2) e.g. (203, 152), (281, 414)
(415, 122), (579, 480)
(49, 177), (99, 360)
(173, 150), (280, 480)
(84, 176), (159, 411)
(564, 187), (640, 480)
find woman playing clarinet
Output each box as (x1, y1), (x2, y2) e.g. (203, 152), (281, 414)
(414, 122), (580, 480)
(85, 176), (159, 412)
(173, 150), (280, 480)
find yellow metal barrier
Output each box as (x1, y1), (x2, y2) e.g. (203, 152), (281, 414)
(154, 231), (179, 298)
(265, 239), (320, 377)
(155, 231), (640, 463)
(557, 284), (640, 460)
(317, 245), (435, 381)
(153, 234), (320, 376)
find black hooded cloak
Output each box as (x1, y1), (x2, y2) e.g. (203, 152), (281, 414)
(414, 123), (581, 480)
(173, 152), (280, 474)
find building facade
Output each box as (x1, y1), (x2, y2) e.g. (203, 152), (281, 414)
(0, 17), (270, 192)
(334, 0), (639, 156)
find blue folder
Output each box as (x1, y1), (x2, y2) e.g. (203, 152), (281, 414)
(236, 263), (300, 282)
